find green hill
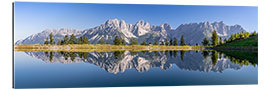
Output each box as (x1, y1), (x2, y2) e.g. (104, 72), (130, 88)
(220, 35), (258, 48)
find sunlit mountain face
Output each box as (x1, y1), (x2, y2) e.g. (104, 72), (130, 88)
(16, 19), (246, 45)
(24, 50), (257, 74)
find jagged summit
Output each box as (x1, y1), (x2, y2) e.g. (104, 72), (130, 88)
(16, 19), (247, 45)
(160, 23), (172, 31)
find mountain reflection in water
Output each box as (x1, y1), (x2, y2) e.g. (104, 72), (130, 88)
(25, 50), (257, 74)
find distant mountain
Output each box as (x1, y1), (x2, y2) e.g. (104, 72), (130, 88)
(15, 28), (82, 44)
(15, 19), (246, 45)
(168, 21), (246, 45)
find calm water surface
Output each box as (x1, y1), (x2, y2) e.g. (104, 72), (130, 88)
(14, 50), (258, 88)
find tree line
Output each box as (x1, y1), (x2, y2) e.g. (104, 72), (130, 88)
(44, 32), (189, 46)
(44, 33), (89, 45)
(44, 30), (257, 46)
(201, 30), (257, 46)
(116, 35), (187, 46)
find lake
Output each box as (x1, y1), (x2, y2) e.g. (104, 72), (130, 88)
(14, 50), (258, 88)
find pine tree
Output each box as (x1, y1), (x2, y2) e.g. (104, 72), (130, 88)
(173, 37), (178, 46)
(44, 38), (49, 45)
(113, 36), (121, 45)
(78, 36), (83, 44)
(251, 31), (257, 36)
(170, 39), (173, 46)
(49, 33), (54, 44)
(154, 40), (158, 45)
(82, 36), (89, 44)
(230, 33), (235, 41)
(130, 38), (138, 45)
(63, 35), (69, 44)
(57, 39), (61, 45)
(240, 32), (245, 38)
(244, 32), (250, 38)
(121, 38), (125, 45)
(202, 37), (209, 46)
(160, 41), (164, 45)
(223, 38), (227, 44)
(180, 35), (185, 46)
(165, 38), (169, 46)
(211, 30), (218, 46)
(69, 34), (77, 44)
(141, 40), (147, 45)
(235, 33), (240, 39)
(219, 37), (223, 45)
(98, 37), (105, 44)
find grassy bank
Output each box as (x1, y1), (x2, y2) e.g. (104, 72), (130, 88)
(14, 44), (205, 52)
(214, 35), (258, 52)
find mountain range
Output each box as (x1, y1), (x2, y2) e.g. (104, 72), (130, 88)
(15, 19), (246, 45)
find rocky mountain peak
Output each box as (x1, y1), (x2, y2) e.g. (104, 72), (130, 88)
(135, 20), (150, 27)
(160, 23), (172, 31)
(104, 19), (121, 27)
(15, 19), (247, 45)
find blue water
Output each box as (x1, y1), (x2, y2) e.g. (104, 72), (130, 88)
(14, 51), (258, 88)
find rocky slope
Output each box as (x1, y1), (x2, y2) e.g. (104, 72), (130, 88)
(16, 19), (246, 45)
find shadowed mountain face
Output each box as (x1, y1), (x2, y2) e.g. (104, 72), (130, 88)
(16, 19), (246, 45)
(24, 50), (256, 74)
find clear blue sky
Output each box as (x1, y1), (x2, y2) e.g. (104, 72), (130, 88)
(14, 2), (258, 41)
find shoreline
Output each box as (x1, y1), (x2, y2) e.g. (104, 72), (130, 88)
(14, 44), (205, 52)
(213, 46), (258, 52)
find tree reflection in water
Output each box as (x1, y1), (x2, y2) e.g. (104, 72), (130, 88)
(37, 50), (257, 74)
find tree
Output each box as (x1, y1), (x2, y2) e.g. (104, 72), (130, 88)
(141, 40), (147, 45)
(230, 33), (235, 41)
(130, 38), (138, 45)
(180, 51), (185, 61)
(244, 32), (250, 38)
(251, 31), (257, 36)
(170, 39), (173, 46)
(98, 37), (105, 44)
(223, 38), (227, 44)
(211, 30), (218, 46)
(49, 33), (54, 44)
(173, 37), (178, 46)
(78, 36), (83, 44)
(202, 37), (209, 46)
(180, 35), (186, 46)
(160, 41), (165, 45)
(121, 38), (125, 45)
(211, 51), (218, 66)
(113, 36), (121, 45)
(154, 40), (158, 45)
(219, 37), (223, 45)
(57, 39), (61, 45)
(69, 34), (77, 44)
(240, 32), (245, 38)
(165, 38), (169, 46)
(63, 35), (69, 44)
(82, 36), (89, 44)
(44, 38), (49, 45)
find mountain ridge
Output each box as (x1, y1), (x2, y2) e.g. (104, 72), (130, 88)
(15, 19), (246, 45)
